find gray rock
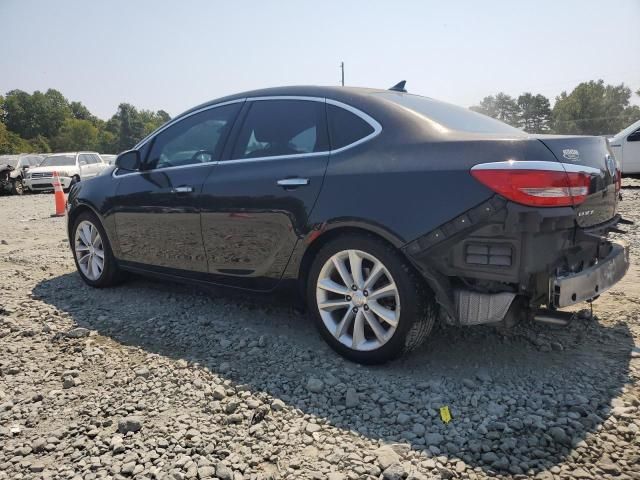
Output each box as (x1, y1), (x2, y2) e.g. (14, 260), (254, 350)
(462, 378), (476, 389)
(382, 463), (405, 480)
(306, 377), (324, 393)
(374, 446), (400, 470)
(215, 462), (233, 480)
(118, 416), (143, 434)
(481, 452), (498, 463)
(396, 413), (411, 425)
(345, 388), (359, 408)
(212, 385), (226, 400)
(270, 399), (285, 411)
(549, 426), (569, 444)
(31, 438), (46, 453)
(134, 367), (150, 378)
(412, 423), (425, 435)
(424, 433), (444, 445)
(65, 327), (90, 338)
(198, 466), (216, 478)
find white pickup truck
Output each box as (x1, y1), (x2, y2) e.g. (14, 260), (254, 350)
(609, 119), (640, 174)
(25, 152), (108, 192)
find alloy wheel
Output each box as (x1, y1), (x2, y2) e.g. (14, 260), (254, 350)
(74, 220), (105, 281)
(316, 249), (400, 351)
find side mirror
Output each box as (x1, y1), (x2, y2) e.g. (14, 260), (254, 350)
(115, 150), (141, 171)
(79, 160), (87, 166)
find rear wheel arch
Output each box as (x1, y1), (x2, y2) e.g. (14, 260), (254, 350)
(298, 225), (409, 296)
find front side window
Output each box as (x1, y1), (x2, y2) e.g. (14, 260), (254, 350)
(628, 128), (640, 142)
(145, 103), (241, 170)
(231, 100), (328, 159)
(79, 154), (93, 165)
(327, 104), (375, 150)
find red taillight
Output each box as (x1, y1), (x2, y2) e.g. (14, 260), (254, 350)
(471, 168), (590, 207)
(616, 169), (622, 193)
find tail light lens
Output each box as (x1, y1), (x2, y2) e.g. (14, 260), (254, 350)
(471, 162), (591, 207)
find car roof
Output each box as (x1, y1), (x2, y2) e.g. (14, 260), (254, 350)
(44, 152), (98, 156)
(176, 85), (391, 120)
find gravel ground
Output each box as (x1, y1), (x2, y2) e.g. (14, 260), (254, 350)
(1, 183), (639, 480)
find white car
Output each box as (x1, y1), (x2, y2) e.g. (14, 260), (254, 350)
(25, 152), (108, 192)
(609, 119), (640, 174)
(101, 154), (118, 165)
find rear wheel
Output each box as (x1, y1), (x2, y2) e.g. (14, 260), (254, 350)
(71, 211), (125, 287)
(307, 234), (437, 364)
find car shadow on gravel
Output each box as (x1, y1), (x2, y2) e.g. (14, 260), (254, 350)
(33, 272), (635, 477)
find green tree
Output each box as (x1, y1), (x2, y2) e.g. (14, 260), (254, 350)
(29, 135), (51, 153)
(552, 80), (640, 135)
(70, 101), (99, 125)
(0, 121), (32, 154)
(517, 93), (551, 133)
(3, 88), (71, 139)
(51, 118), (98, 151)
(471, 93), (520, 127)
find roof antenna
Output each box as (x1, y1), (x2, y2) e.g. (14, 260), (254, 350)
(389, 80), (407, 92)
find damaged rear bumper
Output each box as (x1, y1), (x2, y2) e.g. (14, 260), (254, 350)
(551, 241), (629, 308)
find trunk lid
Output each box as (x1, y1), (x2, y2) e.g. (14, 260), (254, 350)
(535, 135), (618, 227)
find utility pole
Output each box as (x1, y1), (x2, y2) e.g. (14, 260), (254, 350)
(340, 62), (344, 86)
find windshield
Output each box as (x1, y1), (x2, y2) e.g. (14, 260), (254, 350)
(0, 155), (19, 167)
(40, 155), (76, 167)
(374, 92), (524, 135)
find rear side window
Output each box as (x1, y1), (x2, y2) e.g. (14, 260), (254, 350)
(375, 91), (524, 135)
(327, 104), (375, 150)
(231, 100), (328, 159)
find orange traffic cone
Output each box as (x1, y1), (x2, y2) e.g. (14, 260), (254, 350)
(52, 171), (66, 217)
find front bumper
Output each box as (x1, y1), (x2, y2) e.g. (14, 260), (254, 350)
(551, 241), (629, 308)
(26, 176), (72, 191)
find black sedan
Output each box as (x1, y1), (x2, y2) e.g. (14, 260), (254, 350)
(67, 84), (628, 363)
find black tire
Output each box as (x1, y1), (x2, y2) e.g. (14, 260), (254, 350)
(11, 178), (24, 195)
(306, 233), (437, 364)
(71, 211), (126, 288)
(65, 175), (80, 193)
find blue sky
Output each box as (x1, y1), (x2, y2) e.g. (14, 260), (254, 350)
(1, 0), (639, 119)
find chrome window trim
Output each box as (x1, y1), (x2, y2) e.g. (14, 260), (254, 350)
(112, 161), (216, 178)
(224, 96), (382, 162)
(325, 98), (382, 154)
(132, 98), (247, 151)
(471, 160), (602, 176)
(114, 95), (382, 177)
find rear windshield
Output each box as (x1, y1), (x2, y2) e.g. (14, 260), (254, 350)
(40, 155), (76, 167)
(374, 92), (524, 135)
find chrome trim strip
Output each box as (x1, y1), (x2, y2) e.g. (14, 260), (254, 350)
(112, 161), (217, 179)
(115, 95), (383, 177)
(219, 151), (327, 166)
(247, 95), (326, 102)
(471, 160), (602, 176)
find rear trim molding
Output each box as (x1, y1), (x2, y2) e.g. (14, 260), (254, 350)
(471, 160), (601, 175)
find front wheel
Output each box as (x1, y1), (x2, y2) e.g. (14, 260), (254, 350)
(71, 212), (125, 287)
(307, 234), (437, 364)
(11, 178), (24, 195)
